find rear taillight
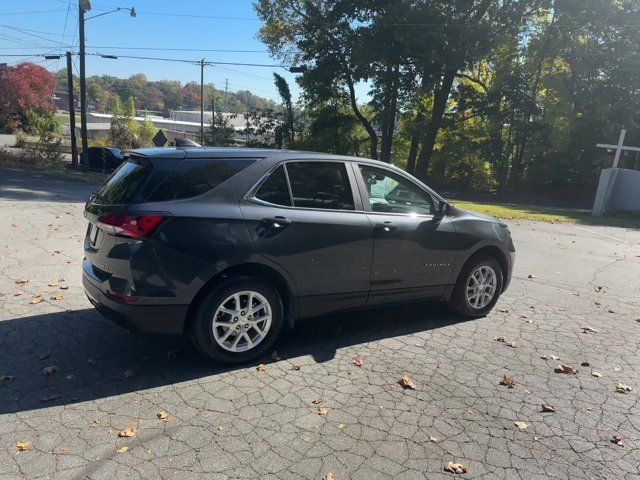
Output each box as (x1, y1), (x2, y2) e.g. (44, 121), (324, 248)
(97, 214), (167, 239)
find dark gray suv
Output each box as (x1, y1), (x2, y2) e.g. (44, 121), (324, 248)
(83, 147), (515, 363)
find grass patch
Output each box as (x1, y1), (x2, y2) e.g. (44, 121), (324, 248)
(453, 200), (640, 229)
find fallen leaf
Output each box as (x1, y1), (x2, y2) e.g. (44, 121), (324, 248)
(256, 363), (266, 372)
(15, 441), (31, 451)
(117, 446), (129, 453)
(494, 336), (505, 342)
(580, 361), (590, 367)
(60, 285), (69, 290)
(123, 369), (136, 379)
(218, 425), (223, 431)
(14, 291), (23, 296)
(611, 436), (624, 447)
(500, 375), (516, 389)
(43, 365), (59, 375)
(514, 421), (529, 430)
(15, 279), (28, 284)
(429, 436), (438, 443)
(541, 404), (555, 413)
(0, 374), (15, 381)
(506, 341), (517, 348)
(157, 411), (169, 420)
(550, 355), (560, 360)
(323, 473), (334, 480)
(528, 274), (536, 279)
(353, 357), (363, 366)
(595, 286), (603, 292)
(615, 382), (631, 394)
(555, 364), (578, 374)
(581, 326), (598, 333)
(48, 280), (58, 287)
(118, 427), (136, 438)
(337, 423), (345, 429)
(608, 309), (615, 314)
(311, 398), (322, 405)
(30, 297), (43, 305)
(592, 371), (602, 378)
(289, 365), (301, 371)
(316, 407), (329, 415)
(40, 394), (60, 402)
(50, 294), (63, 301)
(497, 308), (509, 313)
(399, 374), (417, 390)
(443, 461), (468, 474)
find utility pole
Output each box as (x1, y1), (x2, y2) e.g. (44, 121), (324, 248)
(224, 78), (228, 112)
(66, 51), (78, 168)
(79, 0), (89, 170)
(200, 58), (204, 146)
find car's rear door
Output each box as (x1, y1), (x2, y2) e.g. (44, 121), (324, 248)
(240, 160), (373, 318)
(354, 164), (459, 305)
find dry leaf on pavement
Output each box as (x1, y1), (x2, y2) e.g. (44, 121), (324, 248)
(514, 421), (529, 430)
(316, 407), (329, 415)
(256, 364), (266, 372)
(500, 375), (516, 389)
(353, 357), (363, 366)
(494, 336), (505, 342)
(611, 436), (624, 447)
(15, 279), (28, 284)
(443, 461), (468, 474)
(541, 404), (555, 413)
(399, 374), (417, 390)
(30, 297), (43, 305)
(50, 294), (63, 301)
(506, 341), (517, 348)
(157, 411), (169, 420)
(117, 446), (129, 453)
(60, 285), (69, 290)
(118, 427), (137, 438)
(15, 441), (31, 451)
(289, 365), (300, 371)
(592, 371), (602, 377)
(615, 382), (631, 394)
(554, 364), (578, 374)
(429, 436), (438, 443)
(43, 365), (59, 375)
(323, 473), (334, 480)
(581, 326), (598, 333)
(48, 280), (58, 287)
(311, 398), (322, 404)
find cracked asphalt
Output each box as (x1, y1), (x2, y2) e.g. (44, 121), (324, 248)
(1, 167), (639, 480)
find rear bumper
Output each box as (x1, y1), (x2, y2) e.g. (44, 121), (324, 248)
(83, 273), (188, 335)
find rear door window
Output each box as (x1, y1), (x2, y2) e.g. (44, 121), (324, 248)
(254, 166), (292, 206)
(286, 162), (355, 210)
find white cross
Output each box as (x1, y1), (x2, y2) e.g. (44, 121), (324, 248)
(596, 128), (640, 168)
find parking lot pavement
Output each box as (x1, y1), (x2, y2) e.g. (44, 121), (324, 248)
(0, 166), (639, 480)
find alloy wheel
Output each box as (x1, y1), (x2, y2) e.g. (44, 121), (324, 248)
(212, 290), (272, 352)
(465, 265), (497, 310)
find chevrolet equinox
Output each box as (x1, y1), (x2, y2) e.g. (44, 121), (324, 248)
(83, 148), (515, 363)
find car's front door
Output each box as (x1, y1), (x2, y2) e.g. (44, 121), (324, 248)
(355, 164), (459, 305)
(240, 160), (373, 318)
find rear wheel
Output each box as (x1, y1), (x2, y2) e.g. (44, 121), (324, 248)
(191, 277), (283, 364)
(449, 255), (503, 318)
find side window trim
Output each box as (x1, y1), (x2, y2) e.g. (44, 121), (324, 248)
(355, 163), (436, 218)
(281, 163), (295, 207)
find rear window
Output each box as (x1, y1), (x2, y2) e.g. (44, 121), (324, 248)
(94, 158), (151, 205)
(93, 157), (256, 204)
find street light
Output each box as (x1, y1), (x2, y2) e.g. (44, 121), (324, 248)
(78, 0), (135, 170)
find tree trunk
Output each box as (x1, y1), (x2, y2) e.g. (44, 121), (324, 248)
(380, 63), (400, 163)
(345, 72), (378, 159)
(414, 68), (457, 182)
(406, 110), (425, 174)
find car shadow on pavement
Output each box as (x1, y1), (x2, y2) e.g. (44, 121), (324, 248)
(0, 301), (466, 415)
(0, 167), (95, 203)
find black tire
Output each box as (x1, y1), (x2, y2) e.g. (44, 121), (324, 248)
(190, 276), (283, 364)
(449, 255), (503, 318)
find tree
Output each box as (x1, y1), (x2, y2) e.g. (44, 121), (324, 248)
(273, 73), (294, 145)
(207, 113), (236, 146)
(0, 62), (56, 132)
(138, 117), (157, 147)
(109, 96), (138, 149)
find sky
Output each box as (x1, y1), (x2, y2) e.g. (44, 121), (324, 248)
(0, 0), (303, 103)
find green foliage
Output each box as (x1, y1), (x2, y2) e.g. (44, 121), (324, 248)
(292, 102), (362, 155)
(138, 117), (158, 147)
(109, 96), (139, 149)
(206, 113), (236, 147)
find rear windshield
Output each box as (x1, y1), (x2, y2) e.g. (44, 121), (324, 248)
(93, 157), (256, 204)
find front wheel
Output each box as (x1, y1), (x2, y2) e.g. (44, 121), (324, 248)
(449, 255), (503, 318)
(190, 277), (283, 364)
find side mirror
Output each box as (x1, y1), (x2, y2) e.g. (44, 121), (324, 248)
(435, 201), (449, 218)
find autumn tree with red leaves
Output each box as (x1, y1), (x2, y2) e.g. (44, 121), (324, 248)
(0, 62), (56, 132)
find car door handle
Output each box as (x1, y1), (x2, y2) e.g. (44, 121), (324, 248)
(261, 216), (292, 229)
(375, 222), (396, 232)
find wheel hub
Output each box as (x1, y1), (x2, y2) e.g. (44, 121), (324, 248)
(465, 265), (497, 310)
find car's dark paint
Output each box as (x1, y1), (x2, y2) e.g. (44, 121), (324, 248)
(83, 147), (515, 335)
(81, 147), (124, 172)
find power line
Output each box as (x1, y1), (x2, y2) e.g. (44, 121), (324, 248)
(0, 9), (67, 15)
(86, 45), (267, 53)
